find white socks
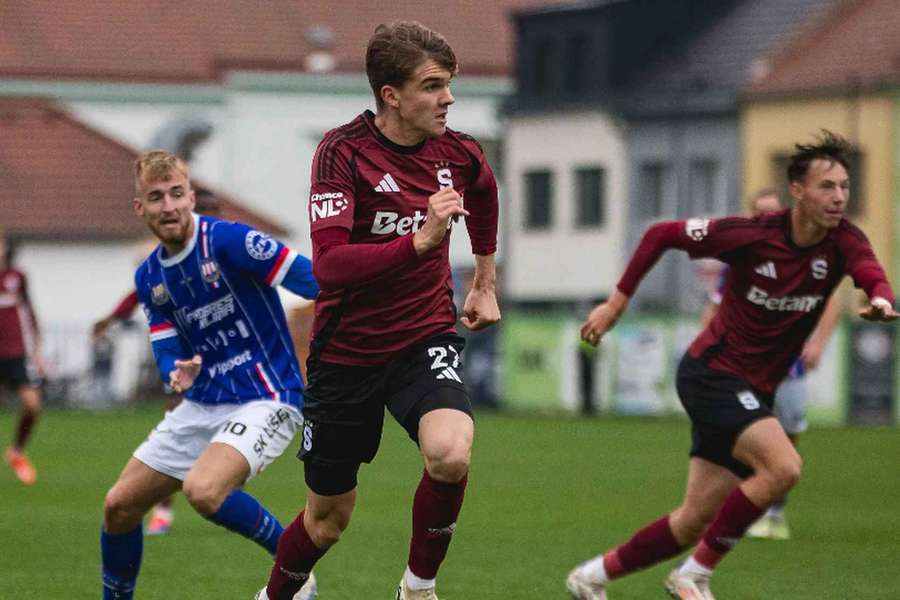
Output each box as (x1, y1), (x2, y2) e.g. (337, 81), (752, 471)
(679, 556), (713, 578)
(405, 566), (436, 591)
(580, 555), (610, 585)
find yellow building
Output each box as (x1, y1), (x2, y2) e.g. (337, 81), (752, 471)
(741, 0), (900, 424)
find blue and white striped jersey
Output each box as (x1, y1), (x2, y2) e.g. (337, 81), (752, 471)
(135, 214), (319, 408)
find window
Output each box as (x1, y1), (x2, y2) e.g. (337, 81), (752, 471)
(524, 170), (553, 229)
(564, 34), (588, 94)
(532, 37), (554, 94)
(689, 159), (721, 215)
(772, 150), (864, 217)
(638, 162), (670, 220)
(575, 166), (606, 227)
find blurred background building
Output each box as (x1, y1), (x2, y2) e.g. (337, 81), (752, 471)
(0, 0), (897, 424)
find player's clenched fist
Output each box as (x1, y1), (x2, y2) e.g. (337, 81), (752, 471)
(413, 186), (469, 255)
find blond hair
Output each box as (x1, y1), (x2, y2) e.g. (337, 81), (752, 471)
(134, 150), (190, 194)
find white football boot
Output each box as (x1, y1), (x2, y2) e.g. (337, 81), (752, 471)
(254, 572), (317, 600)
(565, 565), (608, 600)
(396, 575), (438, 600)
(664, 568), (716, 600)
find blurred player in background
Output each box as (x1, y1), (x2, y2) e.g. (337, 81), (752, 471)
(93, 188), (223, 536)
(100, 151), (319, 600)
(701, 189), (842, 541)
(0, 231), (44, 485)
(568, 131), (897, 600)
(259, 21), (500, 600)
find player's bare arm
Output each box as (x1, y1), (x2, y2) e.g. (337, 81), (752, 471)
(461, 254), (500, 331)
(858, 296), (899, 322)
(580, 289), (629, 346)
(801, 293), (842, 369)
(412, 186), (469, 255)
(169, 354), (202, 393)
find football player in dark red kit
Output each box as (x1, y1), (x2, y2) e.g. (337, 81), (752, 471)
(257, 21), (499, 600)
(0, 231), (44, 485)
(566, 131), (898, 600)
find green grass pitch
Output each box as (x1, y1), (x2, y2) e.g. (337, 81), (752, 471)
(0, 406), (898, 598)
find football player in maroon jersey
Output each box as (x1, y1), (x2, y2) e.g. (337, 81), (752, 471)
(567, 131), (897, 600)
(0, 231), (44, 485)
(259, 21), (499, 600)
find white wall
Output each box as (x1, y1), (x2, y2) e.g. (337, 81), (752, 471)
(17, 240), (150, 399)
(66, 74), (506, 266)
(505, 112), (627, 300)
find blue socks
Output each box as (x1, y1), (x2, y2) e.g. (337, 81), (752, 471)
(205, 489), (284, 555)
(101, 525), (142, 600)
(100, 491), (281, 598)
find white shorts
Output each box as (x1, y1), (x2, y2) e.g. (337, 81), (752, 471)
(773, 376), (808, 435)
(133, 399), (302, 482)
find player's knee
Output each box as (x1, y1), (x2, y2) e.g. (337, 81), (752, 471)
(182, 476), (227, 515)
(758, 454), (802, 497)
(772, 454), (802, 492)
(20, 386), (41, 412)
(305, 510), (350, 549)
(103, 486), (142, 532)
(424, 442), (470, 483)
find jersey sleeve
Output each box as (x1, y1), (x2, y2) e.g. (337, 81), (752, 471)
(110, 290), (140, 320)
(135, 272), (191, 383)
(308, 136), (356, 233)
(312, 227), (418, 291)
(461, 138), (499, 256)
(838, 224), (895, 303)
(209, 221), (316, 297)
(617, 217), (758, 296)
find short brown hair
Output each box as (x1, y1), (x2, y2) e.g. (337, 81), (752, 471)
(134, 150), (189, 194)
(366, 21), (457, 111)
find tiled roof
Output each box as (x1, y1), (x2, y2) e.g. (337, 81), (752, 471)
(747, 0), (900, 96)
(0, 97), (284, 239)
(0, 1), (566, 82)
(627, 0), (837, 96)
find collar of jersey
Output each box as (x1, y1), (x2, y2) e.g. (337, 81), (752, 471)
(364, 110), (427, 155)
(157, 213), (200, 267)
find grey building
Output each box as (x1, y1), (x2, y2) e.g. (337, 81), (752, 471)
(505, 0), (834, 311)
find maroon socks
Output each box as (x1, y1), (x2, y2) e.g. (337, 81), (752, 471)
(408, 470), (468, 579)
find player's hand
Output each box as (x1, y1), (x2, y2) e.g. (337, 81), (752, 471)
(461, 286), (500, 331)
(580, 290), (629, 346)
(858, 297), (899, 322)
(92, 316), (114, 339)
(800, 340), (825, 370)
(30, 352), (49, 379)
(413, 187), (469, 255)
(169, 355), (202, 393)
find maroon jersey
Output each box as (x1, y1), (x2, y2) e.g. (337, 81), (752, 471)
(308, 111), (498, 366)
(0, 267), (38, 360)
(109, 289), (139, 320)
(618, 210), (894, 395)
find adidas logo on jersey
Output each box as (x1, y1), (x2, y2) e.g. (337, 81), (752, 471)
(754, 261), (778, 279)
(374, 173), (400, 193)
